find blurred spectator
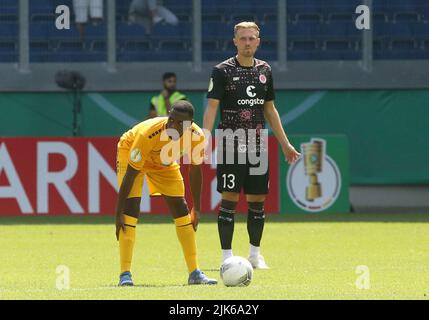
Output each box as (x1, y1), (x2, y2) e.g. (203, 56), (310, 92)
(72, 0), (104, 40)
(148, 72), (187, 118)
(129, 0), (179, 36)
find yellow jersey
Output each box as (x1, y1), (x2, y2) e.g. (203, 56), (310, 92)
(117, 117), (206, 171)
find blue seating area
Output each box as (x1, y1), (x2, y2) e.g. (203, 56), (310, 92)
(0, 0), (428, 62)
(200, 0), (278, 61)
(116, 0), (192, 61)
(27, 0), (106, 62)
(0, 0), (18, 62)
(286, 0), (429, 60)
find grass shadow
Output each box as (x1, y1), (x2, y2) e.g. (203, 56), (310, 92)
(201, 268), (220, 272)
(132, 284), (186, 288)
(105, 284), (186, 289)
(2, 213), (429, 225)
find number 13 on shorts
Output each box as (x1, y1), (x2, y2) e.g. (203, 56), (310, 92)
(222, 173), (236, 189)
(216, 164), (269, 195)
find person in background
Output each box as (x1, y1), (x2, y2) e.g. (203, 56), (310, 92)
(128, 0), (179, 36)
(72, 0), (104, 41)
(148, 72), (187, 118)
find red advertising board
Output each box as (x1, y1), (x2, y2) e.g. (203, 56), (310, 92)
(0, 137), (279, 216)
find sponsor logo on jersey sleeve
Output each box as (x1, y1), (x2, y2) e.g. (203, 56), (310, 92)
(208, 78), (214, 92)
(130, 148), (142, 163)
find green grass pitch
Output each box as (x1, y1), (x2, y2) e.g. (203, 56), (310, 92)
(1, 213), (429, 300)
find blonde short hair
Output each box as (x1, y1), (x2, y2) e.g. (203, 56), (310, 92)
(234, 21), (260, 37)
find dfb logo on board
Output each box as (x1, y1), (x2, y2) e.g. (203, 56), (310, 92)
(286, 138), (341, 212)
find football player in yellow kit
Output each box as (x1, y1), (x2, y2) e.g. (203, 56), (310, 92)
(115, 100), (217, 286)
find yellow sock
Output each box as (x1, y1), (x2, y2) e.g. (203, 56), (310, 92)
(174, 214), (198, 273)
(119, 214), (138, 274)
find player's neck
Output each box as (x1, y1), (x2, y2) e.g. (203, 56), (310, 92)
(236, 54), (254, 67)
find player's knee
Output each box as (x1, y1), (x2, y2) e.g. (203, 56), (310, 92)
(218, 200), (237, 223)
(246, 194), (266, 203)
(124, 198), (141, 218)
(177, 199), (189, 217)
(167, 197), (189, 219)
(248, 202), (265, 220)
(222, 192), (240, 202)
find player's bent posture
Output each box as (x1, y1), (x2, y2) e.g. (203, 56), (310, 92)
(115, 101), (217, 286)
(203, 22), (301, 269)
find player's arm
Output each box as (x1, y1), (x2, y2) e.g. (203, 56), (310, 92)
(188, 129), (207, 231)
(115, 131), (153, 239)
(263, 100), (300, 165)
(115, 165), (139, 240)
(204, 67), (225, 132)
(203, 98), (219, 133)
(161, 90), (172, 114)
(189, 164), (202, 231)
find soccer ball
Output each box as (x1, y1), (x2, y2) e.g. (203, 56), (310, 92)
(220, 256), (253, 287)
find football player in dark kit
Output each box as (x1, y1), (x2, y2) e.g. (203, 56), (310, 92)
(203, 22), (301, 268)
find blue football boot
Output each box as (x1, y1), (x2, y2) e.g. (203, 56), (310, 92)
(188, 269), (218, 285)
(118, 271), (134, 286)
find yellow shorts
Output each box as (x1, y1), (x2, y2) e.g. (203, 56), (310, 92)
(116, 148), (185, 198)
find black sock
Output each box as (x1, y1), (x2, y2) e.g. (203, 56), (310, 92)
(218, 200), (237, 250)
(247, 202), (265, 247)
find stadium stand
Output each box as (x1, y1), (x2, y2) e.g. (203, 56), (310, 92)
(28, 0), (107, 62)
(0, 0), (428, 63)
(0, 0), (18, 62)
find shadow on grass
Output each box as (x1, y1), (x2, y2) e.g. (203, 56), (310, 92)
(201, 268), (220, 272)
(1, 213), (429, 225)
(112, 284), (187, 289)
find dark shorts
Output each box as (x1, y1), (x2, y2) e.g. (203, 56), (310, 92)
(216, 160), (269, 195)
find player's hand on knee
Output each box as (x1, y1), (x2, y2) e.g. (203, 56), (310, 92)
(115, 214), (125, 240)
(191, 208), (200, 231)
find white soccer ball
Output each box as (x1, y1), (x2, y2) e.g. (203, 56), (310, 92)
(220, 256), (253, 287)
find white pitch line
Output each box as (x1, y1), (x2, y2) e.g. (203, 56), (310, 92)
(88, 93), (139, 127)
